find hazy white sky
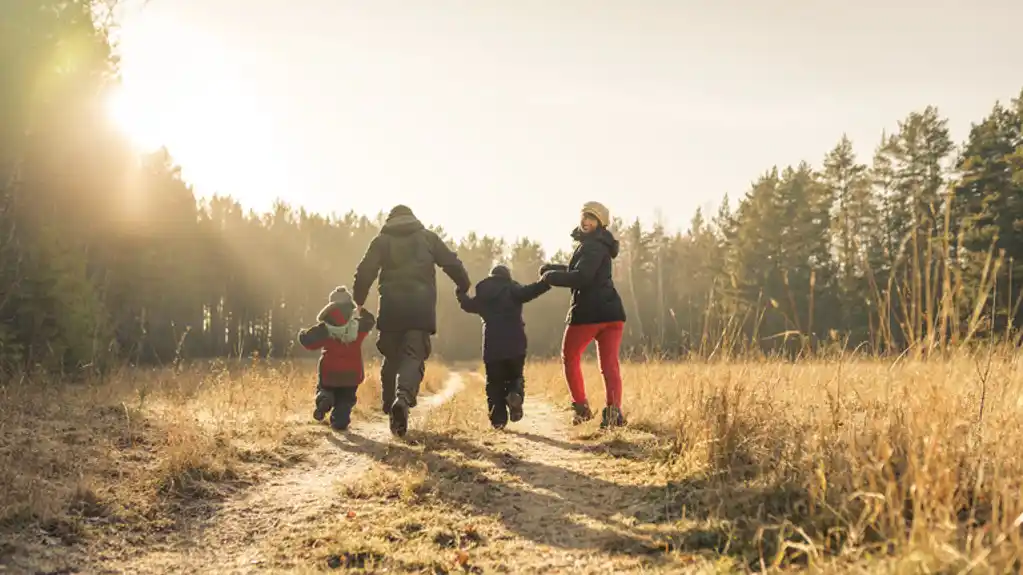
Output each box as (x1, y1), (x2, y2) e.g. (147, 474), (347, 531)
(111, 0), (1023, 254)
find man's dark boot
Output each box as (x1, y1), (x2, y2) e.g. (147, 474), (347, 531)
(571, 401), (593, 425)
(381, 373), (401, 414)
(380, 361), (397, 415)
(505, 378), (525, 423)
(389, 397), (410, 437)
(599, 406), (627, 430)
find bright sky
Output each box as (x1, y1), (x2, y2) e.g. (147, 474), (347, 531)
(110, 0), (1023, 255)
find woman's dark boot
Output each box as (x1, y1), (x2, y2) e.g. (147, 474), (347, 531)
(599, 406), (626, 429)
(571, 401), (593, 425)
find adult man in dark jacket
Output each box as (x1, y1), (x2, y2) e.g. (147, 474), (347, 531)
(352, 205), (472, 437)
(456, 264), (550, 429)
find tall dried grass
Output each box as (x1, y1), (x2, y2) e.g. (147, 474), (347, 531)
(523, 354), (1023, 570)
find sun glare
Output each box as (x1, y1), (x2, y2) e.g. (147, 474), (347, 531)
(104, 85), (166, 153)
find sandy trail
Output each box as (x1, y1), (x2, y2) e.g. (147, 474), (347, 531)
(446, 398), (684, 572)
(89, 373), (699, 574)
(100, 372), (467, 574)
(293, 382), (699, 574)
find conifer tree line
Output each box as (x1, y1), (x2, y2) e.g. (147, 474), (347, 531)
(3, 2), (1023, 371)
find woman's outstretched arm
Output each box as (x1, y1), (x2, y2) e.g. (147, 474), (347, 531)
(542, 243), (601, 289)
(511, 280), (552, 304)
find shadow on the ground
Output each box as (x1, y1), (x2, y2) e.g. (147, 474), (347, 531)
(326, 430), (682, 565)
(332, 423), (854, 570)
(506, 430), (651, 462)
(505, 430), (840, 567)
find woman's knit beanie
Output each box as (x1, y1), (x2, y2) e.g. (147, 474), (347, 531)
(581, 201), (610, 228)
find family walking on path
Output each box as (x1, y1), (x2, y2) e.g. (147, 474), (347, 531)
(298, 201), (628, 437)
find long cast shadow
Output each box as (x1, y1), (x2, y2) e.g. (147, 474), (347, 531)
(326, 430), (681, 562)
(506, 429), (651, 461)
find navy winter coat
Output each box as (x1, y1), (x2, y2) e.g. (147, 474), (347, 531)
(457, 271), (550, 362)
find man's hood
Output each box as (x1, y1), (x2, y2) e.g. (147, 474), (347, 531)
(571, 227), (620, 259)
(381, 213), (425, 236)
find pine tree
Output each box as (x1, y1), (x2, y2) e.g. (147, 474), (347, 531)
(821, 135), (875, 338)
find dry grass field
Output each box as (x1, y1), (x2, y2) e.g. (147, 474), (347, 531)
(2, 352), (1022, 573)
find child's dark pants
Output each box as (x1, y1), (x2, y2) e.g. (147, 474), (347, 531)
(483, 355), (526, 428)
(315, 386), (358, 430)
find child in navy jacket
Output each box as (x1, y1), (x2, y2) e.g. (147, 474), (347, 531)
(456, 265), (550, 429)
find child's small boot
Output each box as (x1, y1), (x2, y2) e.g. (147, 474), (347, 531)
(571, 401), (593, 425)
(485, 380), (508, 429)
(330, 389), (357, 431)
(313, 388), (334, 422)
(330, 403), (353, 431)
(505, 378), (525, 423)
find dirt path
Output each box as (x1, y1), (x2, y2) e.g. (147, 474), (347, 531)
(83, 374), (709, 574)
(437, 398), (693, 572)
(274, 381), (707, 574)
(100, 373), (467, 574)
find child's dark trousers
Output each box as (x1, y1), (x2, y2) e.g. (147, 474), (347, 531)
(483, 355), (526, 428)
(315, 386), (358, 430)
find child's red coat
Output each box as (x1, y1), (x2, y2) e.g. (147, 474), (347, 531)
(297, 305), (376, 388)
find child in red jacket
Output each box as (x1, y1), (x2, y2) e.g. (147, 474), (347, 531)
(297, 286), (376, 430)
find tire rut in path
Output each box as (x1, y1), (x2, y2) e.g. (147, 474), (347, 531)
(107, 372), (467, 574)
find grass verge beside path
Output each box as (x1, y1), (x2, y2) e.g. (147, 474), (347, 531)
(523, 357), (1023, 572)
(0, 358), (447, 573)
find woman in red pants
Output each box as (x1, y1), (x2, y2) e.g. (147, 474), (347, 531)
(540, 201), (628, 429)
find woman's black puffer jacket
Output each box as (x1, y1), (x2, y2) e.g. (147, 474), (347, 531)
(542, 227), (627, 325)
